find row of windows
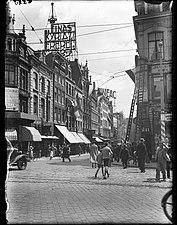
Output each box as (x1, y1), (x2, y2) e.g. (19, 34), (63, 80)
(33, 73), (51, 94)
(136, 2), (171, 16)
(66, 82), (74, 97)
(54, 72), (65, 86)
(54, 107), (65, 123)
(54, 87), (65, 104)
(33, 96), (51, 121)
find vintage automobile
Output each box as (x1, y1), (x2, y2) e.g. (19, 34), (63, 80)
(6, 137), (27, 170)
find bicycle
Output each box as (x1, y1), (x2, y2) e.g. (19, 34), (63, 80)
(161, 189), (173, 222)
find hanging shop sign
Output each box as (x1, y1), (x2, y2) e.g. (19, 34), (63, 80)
(44, 22), (77, 58)
(5, 88), (19, 111)
(97, 88), (116, 99)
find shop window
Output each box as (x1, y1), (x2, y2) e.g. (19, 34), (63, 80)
(148, 32), (164, 61)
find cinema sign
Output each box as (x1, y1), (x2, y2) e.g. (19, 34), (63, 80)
(44, 22), (77, 58)
(97, 88), (116, 99)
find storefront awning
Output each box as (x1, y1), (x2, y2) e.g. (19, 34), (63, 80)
(5, 129), (17, 141)
(70, 132), (85, 143)
(55, 125), (79, 144)
(20, 126), (42, 142)
(99, 137), (110, 142)
(94, 137), (103, 143)
(41, 135), (59, 140)
(78, 133), (91, 144)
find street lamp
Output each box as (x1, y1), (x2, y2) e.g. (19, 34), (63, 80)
(159, 40), (165, 142)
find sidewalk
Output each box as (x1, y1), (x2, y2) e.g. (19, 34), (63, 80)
(37, 152), (89, 161)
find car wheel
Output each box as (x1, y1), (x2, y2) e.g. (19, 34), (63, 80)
(17, 158), (27, 170)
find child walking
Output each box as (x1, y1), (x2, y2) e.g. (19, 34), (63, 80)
(95, 149), (104, 179)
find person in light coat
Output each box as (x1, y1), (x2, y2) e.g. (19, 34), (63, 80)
(155, 142), (170, 181)
(89, 141), (99, 168)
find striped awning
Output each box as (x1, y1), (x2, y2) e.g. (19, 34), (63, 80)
(70, 132), (85, 143)
(55, 125), (79, 144)
(20, 126), (42, 142)
(94, 137), (103, 143)
(77, 133), (91, 144)
(5, 129), (17, 141)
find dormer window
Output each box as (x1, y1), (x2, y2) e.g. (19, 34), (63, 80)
(145, 2), (162, 14)
(7, 38), (16, 51)
(7, 38), (12, 50)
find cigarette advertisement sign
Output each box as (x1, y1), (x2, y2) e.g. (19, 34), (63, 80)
(44, 22), (77, 58)
(5, 88), (19, 111)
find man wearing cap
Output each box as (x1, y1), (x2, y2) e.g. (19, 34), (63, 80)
(136, 138), (148, 173)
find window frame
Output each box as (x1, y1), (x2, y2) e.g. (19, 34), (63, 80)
(148, 32), (164, 61)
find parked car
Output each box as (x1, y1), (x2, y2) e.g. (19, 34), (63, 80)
(6, 137), (27, 170)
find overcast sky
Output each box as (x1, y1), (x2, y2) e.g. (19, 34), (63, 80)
(9, 0), (137, 117)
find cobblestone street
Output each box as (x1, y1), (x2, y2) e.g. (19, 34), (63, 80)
(6, 153), (172, 224)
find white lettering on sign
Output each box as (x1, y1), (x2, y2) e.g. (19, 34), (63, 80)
(151, 64), (172, 74)
(44, 22), (76, 58)
(98, 88), (116, 99)
(164, 114), (172, 122)
(5, 88), (19, 111)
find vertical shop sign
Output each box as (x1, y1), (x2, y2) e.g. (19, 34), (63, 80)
(5, 88), (19, 111)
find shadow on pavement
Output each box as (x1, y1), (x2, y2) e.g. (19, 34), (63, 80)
(143, 178), (169, 183)
(9, 167), (20, 171)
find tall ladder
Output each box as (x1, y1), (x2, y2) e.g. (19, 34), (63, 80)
(135, 64), (145, 142)
(124, 87), (136, 143)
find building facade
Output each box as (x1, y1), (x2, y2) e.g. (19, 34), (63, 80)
(5, 2), (122, 155)
(133, 0), (173, 156)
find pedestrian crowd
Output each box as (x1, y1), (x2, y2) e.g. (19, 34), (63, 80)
(88, 137), (172, 182)
(27, 135), (172, 182)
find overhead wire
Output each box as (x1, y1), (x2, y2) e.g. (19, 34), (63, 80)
(77, 24), (133, 37)
(83, 54), (135, 62)
(10, 22), (133, 31)
(79, 49), (136, 56)
(18, 8), (43, 44)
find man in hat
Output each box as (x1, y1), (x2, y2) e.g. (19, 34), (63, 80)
(120, 143), (130, 169)
(136, 138), (148, 172)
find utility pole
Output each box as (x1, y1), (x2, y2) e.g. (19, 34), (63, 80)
(159, 40), (165, 142)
